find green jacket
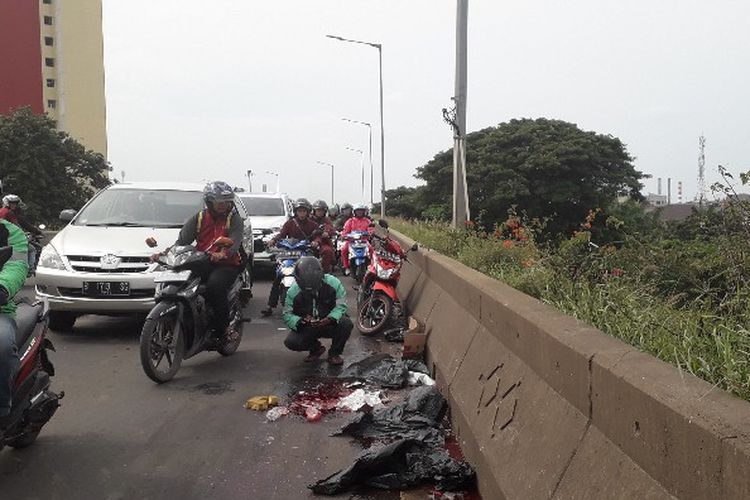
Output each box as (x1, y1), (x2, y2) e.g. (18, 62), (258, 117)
(0, 219), (29, 317)
(283, 274), (348, 331)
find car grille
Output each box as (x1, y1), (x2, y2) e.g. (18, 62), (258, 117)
(66, 255), (152, 273)
(58, 287), (156, 299)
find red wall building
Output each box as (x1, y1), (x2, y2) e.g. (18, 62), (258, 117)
(0, 0), (44, 115)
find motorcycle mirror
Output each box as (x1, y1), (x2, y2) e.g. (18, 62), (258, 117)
(215, 236), (234, 248)
(145, 237), (158, 248)
(411, 243), (419, 252)
(0, 246), (11, 267)
(38, 224), (46, 230)
(378, 219), (389, 229)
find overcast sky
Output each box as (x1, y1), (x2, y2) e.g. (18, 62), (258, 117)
(102, 0), (750, 205)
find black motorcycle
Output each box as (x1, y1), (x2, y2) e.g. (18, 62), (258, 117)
(139, 238), (249, 383)
(0, 246), (62, 450)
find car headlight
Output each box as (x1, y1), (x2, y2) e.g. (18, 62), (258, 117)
(38, 245), (66, 270)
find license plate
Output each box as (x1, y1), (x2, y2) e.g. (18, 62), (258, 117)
(82, 281), (130, 297)
(152, 270), (191, 283)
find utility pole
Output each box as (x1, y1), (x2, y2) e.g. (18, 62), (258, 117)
(452, 0), (470, 228)
(246, 170), (253, 192)
(697, 135), (706, 205)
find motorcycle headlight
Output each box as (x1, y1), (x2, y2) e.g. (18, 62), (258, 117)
(38, 245), (66, 270)
(376, 262), (397, 279)
(281, 267), (295, 276)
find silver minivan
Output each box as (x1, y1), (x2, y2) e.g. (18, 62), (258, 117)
(35, 182), (253, 331)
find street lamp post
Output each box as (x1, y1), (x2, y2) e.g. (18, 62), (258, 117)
(345, 147), (365, 200)
(316, 161), (335, 204)
(342, 118), (373, 205)
(327, 35), (385, 217)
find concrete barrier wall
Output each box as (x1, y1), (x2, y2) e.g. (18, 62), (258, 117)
(393, 229), (750, 500)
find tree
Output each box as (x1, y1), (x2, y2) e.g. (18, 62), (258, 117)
(0, 107), (110, 224)
(410, 118), (646, 235)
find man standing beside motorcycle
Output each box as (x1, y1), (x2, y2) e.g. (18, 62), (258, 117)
(151, 181), (244, 342)
(340, 203), (373, 276)
(261, 198), (320, 317)
(0, 195), (42, 273)
(283, 256), (352, 365)
(309, 200), (335, 273)
(0, 219), (28, 428)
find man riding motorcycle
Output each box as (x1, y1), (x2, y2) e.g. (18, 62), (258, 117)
(261, 198), (320, 317)
(282, 256), (352, 366)
(340, 203), (373, 276)
(309, 199), (335, 273)
(0, 219), (28, 428)
(150, 181), (244, 342)
(0, 195), (42, 272)
(333, 202), (353, 232)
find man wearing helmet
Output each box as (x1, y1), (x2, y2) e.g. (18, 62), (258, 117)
(261, 198), (320, 316)
(309, 200), (335, 273)
(340, 203), (373, 276)
(333, 202), (353, 232)
(282, 256), (352, 365)
(152, 181), (245, 342)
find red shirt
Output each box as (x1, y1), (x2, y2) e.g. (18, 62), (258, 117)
(0, 207), (19, 226)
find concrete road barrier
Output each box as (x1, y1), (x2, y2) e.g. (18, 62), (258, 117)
(393, 229), (750, 500)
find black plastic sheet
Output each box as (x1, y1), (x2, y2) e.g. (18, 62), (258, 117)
(340, 353), (409, 388)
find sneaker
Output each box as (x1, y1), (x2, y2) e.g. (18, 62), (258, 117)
(304, 343), (326, 362)
(261, 306), (274, 317)
(327, 355), (344, 366)
(344, 268), (351, 276)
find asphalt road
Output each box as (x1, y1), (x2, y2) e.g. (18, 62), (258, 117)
(0, 271), (399, 499)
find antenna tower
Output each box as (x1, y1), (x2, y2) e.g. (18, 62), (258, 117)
(697, 135), (706, 204)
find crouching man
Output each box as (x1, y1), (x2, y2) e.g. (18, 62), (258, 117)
(282, 256), (352, 366)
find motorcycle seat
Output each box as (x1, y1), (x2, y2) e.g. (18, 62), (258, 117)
(14, 302), (43, 346)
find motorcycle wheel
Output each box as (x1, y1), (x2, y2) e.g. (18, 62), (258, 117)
(140, 302), (185, 383)
(354, 263), (366, 283)
(6, 429), (40, 449)
(357, 292), (393, 336)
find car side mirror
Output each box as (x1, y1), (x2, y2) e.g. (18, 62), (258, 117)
(215, 236), (234, 248)
(59, 209), (76, 222)
(146, 237), (158, 248)
(411, 243), (418, 252)
(378, 219), (389, 229)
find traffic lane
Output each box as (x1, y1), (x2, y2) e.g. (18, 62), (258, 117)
(0, 276), (397, 499)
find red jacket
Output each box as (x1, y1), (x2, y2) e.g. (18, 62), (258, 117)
(274, 217), (320, 243)
(342, 216), (373, 236)
(0, 207), (19, 226)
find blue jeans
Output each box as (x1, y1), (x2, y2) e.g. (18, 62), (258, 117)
(0, 315), (19, 417)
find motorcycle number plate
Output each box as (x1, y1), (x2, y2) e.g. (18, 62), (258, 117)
(152, 270), (192, 283)
(82, 281), (130, 297)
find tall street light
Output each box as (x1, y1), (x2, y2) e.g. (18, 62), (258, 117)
(265, 170), (280, 193)
(342, 118), (373, 205)
(345, 147), (365, 200)
(326, 34), (386, 217)
(316, 161), (335, 204)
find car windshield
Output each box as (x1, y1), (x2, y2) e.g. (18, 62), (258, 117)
(74, 189), (204, 228)
(239, 196), (285, 216)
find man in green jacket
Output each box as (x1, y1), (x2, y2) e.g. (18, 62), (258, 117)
(282, 256), (352, 366)
(0, 219), (29, 422)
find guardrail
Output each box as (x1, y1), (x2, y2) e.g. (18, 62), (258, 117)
(392, 229), (750, 499)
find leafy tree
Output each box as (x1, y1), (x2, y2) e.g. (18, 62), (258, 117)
(0, 107), (110, 225)
(406, 118), (646, 235)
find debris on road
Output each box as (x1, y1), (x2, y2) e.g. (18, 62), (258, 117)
(408, 371), (436, 386)
(337, 388), (383, 411)
(266, 406), (290, 421)
(309, 436), (476, 495)
(244, 395), (280, 411)
(305, 406), (323, 422)
(340, 353), (410, 388)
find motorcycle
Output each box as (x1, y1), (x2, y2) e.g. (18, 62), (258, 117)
(345, 230), (372, 283)
(0, 245), (62, 450)
(139, 237), (249, 383)
(356, 220), (418, 335)
(268, 237), (311, 306)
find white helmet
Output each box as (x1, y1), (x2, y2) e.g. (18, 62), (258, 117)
(353, 202), (368, 217)
(2, 194), (22, 208)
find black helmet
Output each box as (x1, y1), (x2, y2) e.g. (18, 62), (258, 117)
(294, 256), (324, 292)
(340, 202), (353, 211)
(312, 199), (328, 212)
(293, 198), (312, 213)
(203, 181), (235, 206)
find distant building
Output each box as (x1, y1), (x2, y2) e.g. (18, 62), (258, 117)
(0, 0), (107, 157)
(646, 193), (668, 207)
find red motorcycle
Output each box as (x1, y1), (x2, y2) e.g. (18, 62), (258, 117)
(356, 220), (418, 335)
(0, 246), (62, 450)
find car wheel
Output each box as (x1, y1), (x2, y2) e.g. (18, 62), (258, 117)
(48, 311), (77, 332)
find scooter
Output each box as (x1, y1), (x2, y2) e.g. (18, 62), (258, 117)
(268, 237), (311, 306)
(0, 246), (62, 450)
(139, 237), (249, 383)
(346, 230), (372, 283)
(356, 220), (418, 335)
